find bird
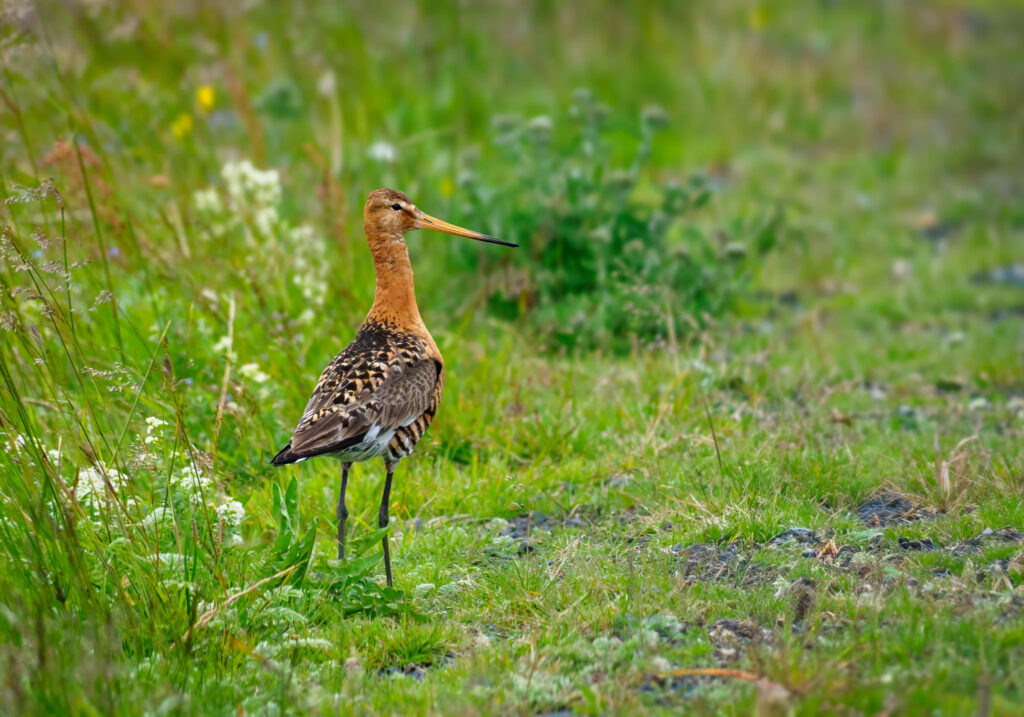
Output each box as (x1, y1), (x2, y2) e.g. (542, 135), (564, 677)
(272, 188), (517, 587)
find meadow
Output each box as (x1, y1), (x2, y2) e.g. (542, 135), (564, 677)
(1, 1), (1023, 714)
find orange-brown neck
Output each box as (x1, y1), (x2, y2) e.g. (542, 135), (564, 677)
(364, 228), (428, 334)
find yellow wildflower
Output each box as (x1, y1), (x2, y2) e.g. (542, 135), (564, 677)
(171, 113), (194, 138)
(439, 177), (455, 198)
(197, 85), (215, 112)
(747, 6), (766, 31)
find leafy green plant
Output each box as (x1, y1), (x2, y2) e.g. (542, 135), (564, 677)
(262, 477), (317, 587)
(311, 526), (420, 620)
(452, 91), (781, 352)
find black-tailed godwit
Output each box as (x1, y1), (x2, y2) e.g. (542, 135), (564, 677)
(273, 189), (516, 586)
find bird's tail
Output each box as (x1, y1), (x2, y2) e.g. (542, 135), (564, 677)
(271, 443), (304, 466)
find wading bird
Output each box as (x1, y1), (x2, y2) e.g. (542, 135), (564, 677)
(272, 189), (516, 586)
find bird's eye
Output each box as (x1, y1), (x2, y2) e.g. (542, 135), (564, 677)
(391, 203), (402, 211)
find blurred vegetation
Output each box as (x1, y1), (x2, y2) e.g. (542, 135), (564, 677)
(1, 0), (1023, 714)
(456, 93), (781, 351)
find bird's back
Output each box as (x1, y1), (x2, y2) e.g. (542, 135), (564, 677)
(273, 318), (444, 465)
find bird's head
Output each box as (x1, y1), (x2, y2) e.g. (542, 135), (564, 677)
(364, 188), (517, 247)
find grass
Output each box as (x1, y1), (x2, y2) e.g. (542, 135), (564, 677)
(1, 0), (1023, 714)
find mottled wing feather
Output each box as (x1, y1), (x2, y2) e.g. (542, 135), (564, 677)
(286, 348), (438, 459)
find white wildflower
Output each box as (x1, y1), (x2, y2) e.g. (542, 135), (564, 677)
(5, 433), (29, 454)
(292, 274), (327, 306)
(216, 499), (245, 527)
(222, 160), (281, 208)
(367, 141), (396, 163)
(221, 161), (246, 203)
(175, 464), (211, 505)
(75, 464), (126, 504)
(142, 506), (171, 526)
(193, 188), (223, 215)
(289, 224), (319, 248)
(144, 416), (169, 445)
(238, 362), (270, 384)
(253, 206), (278, 237)
(250, 170), (281, 207)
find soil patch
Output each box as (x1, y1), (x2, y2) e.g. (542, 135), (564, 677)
(857, 493), (942, 527)
(671, 543), (779, 587)
(708, 619), (774, 662)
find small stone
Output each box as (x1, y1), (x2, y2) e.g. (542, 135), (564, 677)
(898, 537), (936, 551)
(403, 664), (427, 681)
(769, 527), (818, 546)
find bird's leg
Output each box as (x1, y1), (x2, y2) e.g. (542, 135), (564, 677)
(378, 461), (396, 587)
(336, 462), (351, 560)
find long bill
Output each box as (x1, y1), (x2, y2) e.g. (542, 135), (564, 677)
(415, 213), (518, 247)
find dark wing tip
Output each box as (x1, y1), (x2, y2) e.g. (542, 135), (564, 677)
(271, 443), (299, 466)
(271, 432), (368, 466)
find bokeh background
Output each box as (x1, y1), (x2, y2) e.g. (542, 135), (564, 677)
(2, 1), (1023, 714)
(9, 0), (1022, 353)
